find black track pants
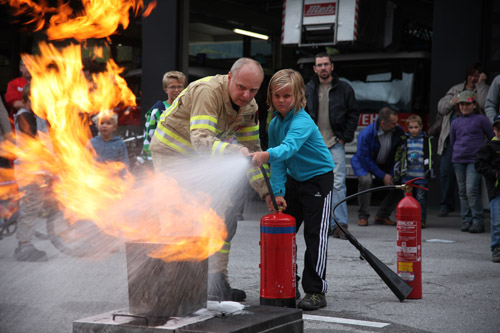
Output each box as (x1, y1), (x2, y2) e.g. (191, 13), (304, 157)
(284, 171), (333, 294)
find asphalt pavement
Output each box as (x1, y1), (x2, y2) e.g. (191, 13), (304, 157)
(0, 200), (499, 333)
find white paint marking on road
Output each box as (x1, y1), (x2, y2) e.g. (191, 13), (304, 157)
(424, 239), (456, 243)
(303, 314), (390, 328)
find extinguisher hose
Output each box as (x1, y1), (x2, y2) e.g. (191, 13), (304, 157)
(332, 184), (401, 227)
(331, 184), (413, 302)
(259, 165), (279, 211)
(332, 184), (403, 238)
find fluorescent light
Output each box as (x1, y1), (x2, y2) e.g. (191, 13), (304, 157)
(233, 28), (269, 40)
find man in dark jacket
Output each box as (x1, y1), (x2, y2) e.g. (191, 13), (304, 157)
(350, 107), (404, 226)
(306, 52), (359, 240)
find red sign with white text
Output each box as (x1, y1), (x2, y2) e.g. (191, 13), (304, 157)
(304, 2), (336, 17)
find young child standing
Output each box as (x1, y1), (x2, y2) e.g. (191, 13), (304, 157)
(90, 111), (129, 170)
(475, 114), (500, 263)
(250, 69), (334, 311)
(142, 71), (186, 161)
(394, 115), (435, 228)
(450, 91), (494, 233)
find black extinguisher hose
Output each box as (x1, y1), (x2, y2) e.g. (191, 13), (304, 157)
(331, 184), (413, 302)
(259, 165), (279, 211)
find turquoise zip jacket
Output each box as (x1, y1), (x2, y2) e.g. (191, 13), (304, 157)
(267, 108), (334, 198)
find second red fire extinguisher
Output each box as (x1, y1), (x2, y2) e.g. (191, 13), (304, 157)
(395, 178), (425, 299)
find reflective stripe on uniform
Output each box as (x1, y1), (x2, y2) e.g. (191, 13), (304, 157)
(235, 125), (259, 142)
(161, 76), (213, 118)
(161, 91), (184, 118)
(247, 163), (269, 184)
(153, 125), (194, 155)
(211, 140), (229, 157)
(218, 241), (231, 254)
(153, 76), (217, 154)
(190, 115), (219, 133)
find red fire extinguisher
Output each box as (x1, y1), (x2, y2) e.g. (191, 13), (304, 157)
(395, 178), (426, 299)
(260, 208), (297, 308)
(258, 165), (296, 308)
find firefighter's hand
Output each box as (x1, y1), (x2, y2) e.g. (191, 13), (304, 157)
(249, 151), (270, 168)
(239, 146), (250, 156)
(383, 174), (394, 185)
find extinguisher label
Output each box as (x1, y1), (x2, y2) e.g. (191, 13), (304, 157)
(397, 220), (419, 261)
(398, 262), (415, 281)
(398, 261), (413, 272)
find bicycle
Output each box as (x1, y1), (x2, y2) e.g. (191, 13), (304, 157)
(0, 180), (19, 240)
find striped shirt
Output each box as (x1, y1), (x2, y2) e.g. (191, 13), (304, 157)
(404, 135), (425, 181)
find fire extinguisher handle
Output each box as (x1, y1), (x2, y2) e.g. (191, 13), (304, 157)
(259, 165), (279, 212)
(404, 177), (428, 191)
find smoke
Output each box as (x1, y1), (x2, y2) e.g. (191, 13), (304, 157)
(49, 154), (252, 261)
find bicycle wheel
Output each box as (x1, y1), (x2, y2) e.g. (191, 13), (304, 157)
(46, 211), (121, 257)
(0, 199), (18, 240)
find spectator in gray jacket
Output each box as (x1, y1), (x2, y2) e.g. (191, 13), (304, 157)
(485, 74), (500, 123)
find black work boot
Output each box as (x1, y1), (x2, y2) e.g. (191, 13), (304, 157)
(207, 272), (246, 302)
(461, 222), (471, 232)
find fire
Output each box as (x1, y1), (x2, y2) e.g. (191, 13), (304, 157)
(1, 0), (156, 40)
(0, 0), (227, 262)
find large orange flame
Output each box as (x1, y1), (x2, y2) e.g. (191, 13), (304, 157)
(0, 0), (227, 262)
(0, 0), (156, 40)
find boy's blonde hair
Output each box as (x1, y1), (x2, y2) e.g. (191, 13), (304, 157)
(406, 114), (422, 127)
(92, 110), (118, 125)
(162, 71), (186, 90)
(267, 69), (306, 113)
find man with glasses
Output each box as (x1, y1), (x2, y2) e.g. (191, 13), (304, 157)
(142, 71), (186, 161)
(305, 52), (359, 239)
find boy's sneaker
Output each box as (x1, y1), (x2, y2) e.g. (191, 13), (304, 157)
(297, 293), (326, 311)
(469, 222), (485, 233)
(461, 222), (471, 232)
(492, 248), (500, 263)
(14, 244), (48, 262)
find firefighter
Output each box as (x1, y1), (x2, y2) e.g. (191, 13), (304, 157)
(149, 57), (269, 302)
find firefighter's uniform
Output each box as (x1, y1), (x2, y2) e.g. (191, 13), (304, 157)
(149, 74), (268, 300)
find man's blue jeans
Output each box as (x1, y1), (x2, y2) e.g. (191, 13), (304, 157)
(330, 143), (348, 229)
(489, 196), (500, 251)
(453, 163), (484, 225)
